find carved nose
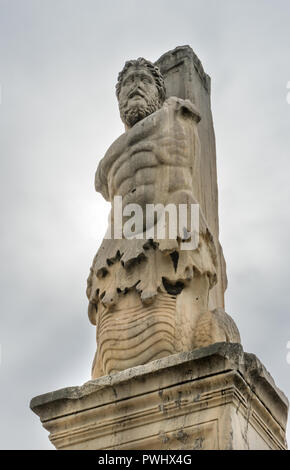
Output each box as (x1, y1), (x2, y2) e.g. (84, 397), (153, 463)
(129, 85), (144, 99)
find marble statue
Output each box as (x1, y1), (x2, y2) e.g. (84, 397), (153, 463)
(30, 48), (288, 451)
(87, 53), (240, 379)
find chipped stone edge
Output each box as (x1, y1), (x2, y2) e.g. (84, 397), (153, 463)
(156, 45), (211, 93)
(30, 342), (288, 417)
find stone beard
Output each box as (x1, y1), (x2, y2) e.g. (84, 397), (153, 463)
(87, 60), (240, 379)
(119, 94), (161, 129)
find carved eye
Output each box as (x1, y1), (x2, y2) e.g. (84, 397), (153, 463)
(124, 76), (134, 86)
(142, 76), (152, 84)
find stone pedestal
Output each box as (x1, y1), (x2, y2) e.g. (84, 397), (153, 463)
(30, 343), (288, 450)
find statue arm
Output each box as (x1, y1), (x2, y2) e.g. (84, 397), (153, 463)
(95, 159), (110, 201)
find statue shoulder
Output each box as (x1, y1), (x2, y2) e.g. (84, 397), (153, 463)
(164, 96), (201, 123)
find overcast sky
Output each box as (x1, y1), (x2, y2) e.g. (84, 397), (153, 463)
(0, 0), (290, 449)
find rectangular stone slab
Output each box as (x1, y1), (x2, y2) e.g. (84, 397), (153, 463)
(30, 342), (288, 450)
(156, 46), (227, 311)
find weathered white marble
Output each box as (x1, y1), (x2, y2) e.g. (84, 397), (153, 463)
(30, 343), (288, 450)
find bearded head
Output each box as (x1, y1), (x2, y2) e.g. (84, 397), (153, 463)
(116, 58), (166, 129)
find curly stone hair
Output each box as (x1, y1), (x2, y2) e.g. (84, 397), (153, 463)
(115, 58), (166, 103)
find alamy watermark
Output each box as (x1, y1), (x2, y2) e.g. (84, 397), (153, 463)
(104, 196), (200, 251)
(286, 341), (290, 365)
(287, 81), (290, 104)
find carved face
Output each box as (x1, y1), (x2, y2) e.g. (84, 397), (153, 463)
(118, 66), (162, 128)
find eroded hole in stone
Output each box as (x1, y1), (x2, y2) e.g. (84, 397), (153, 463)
(117, 287), (129, 295)
(170, 251), (179, 271)
(162, 277), (184, 295)
(107, 251), (121, 267)
(126, 253), (146, 269)
(137, 253), (146, 264)
(143, 239), (158, 251)
(181, 106), (192, 119)
(99, 268), (108, 278)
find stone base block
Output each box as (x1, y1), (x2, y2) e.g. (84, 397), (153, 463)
(30, 343), (288, 450)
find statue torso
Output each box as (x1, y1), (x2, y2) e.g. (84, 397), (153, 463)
(95, 97), (201, 211)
